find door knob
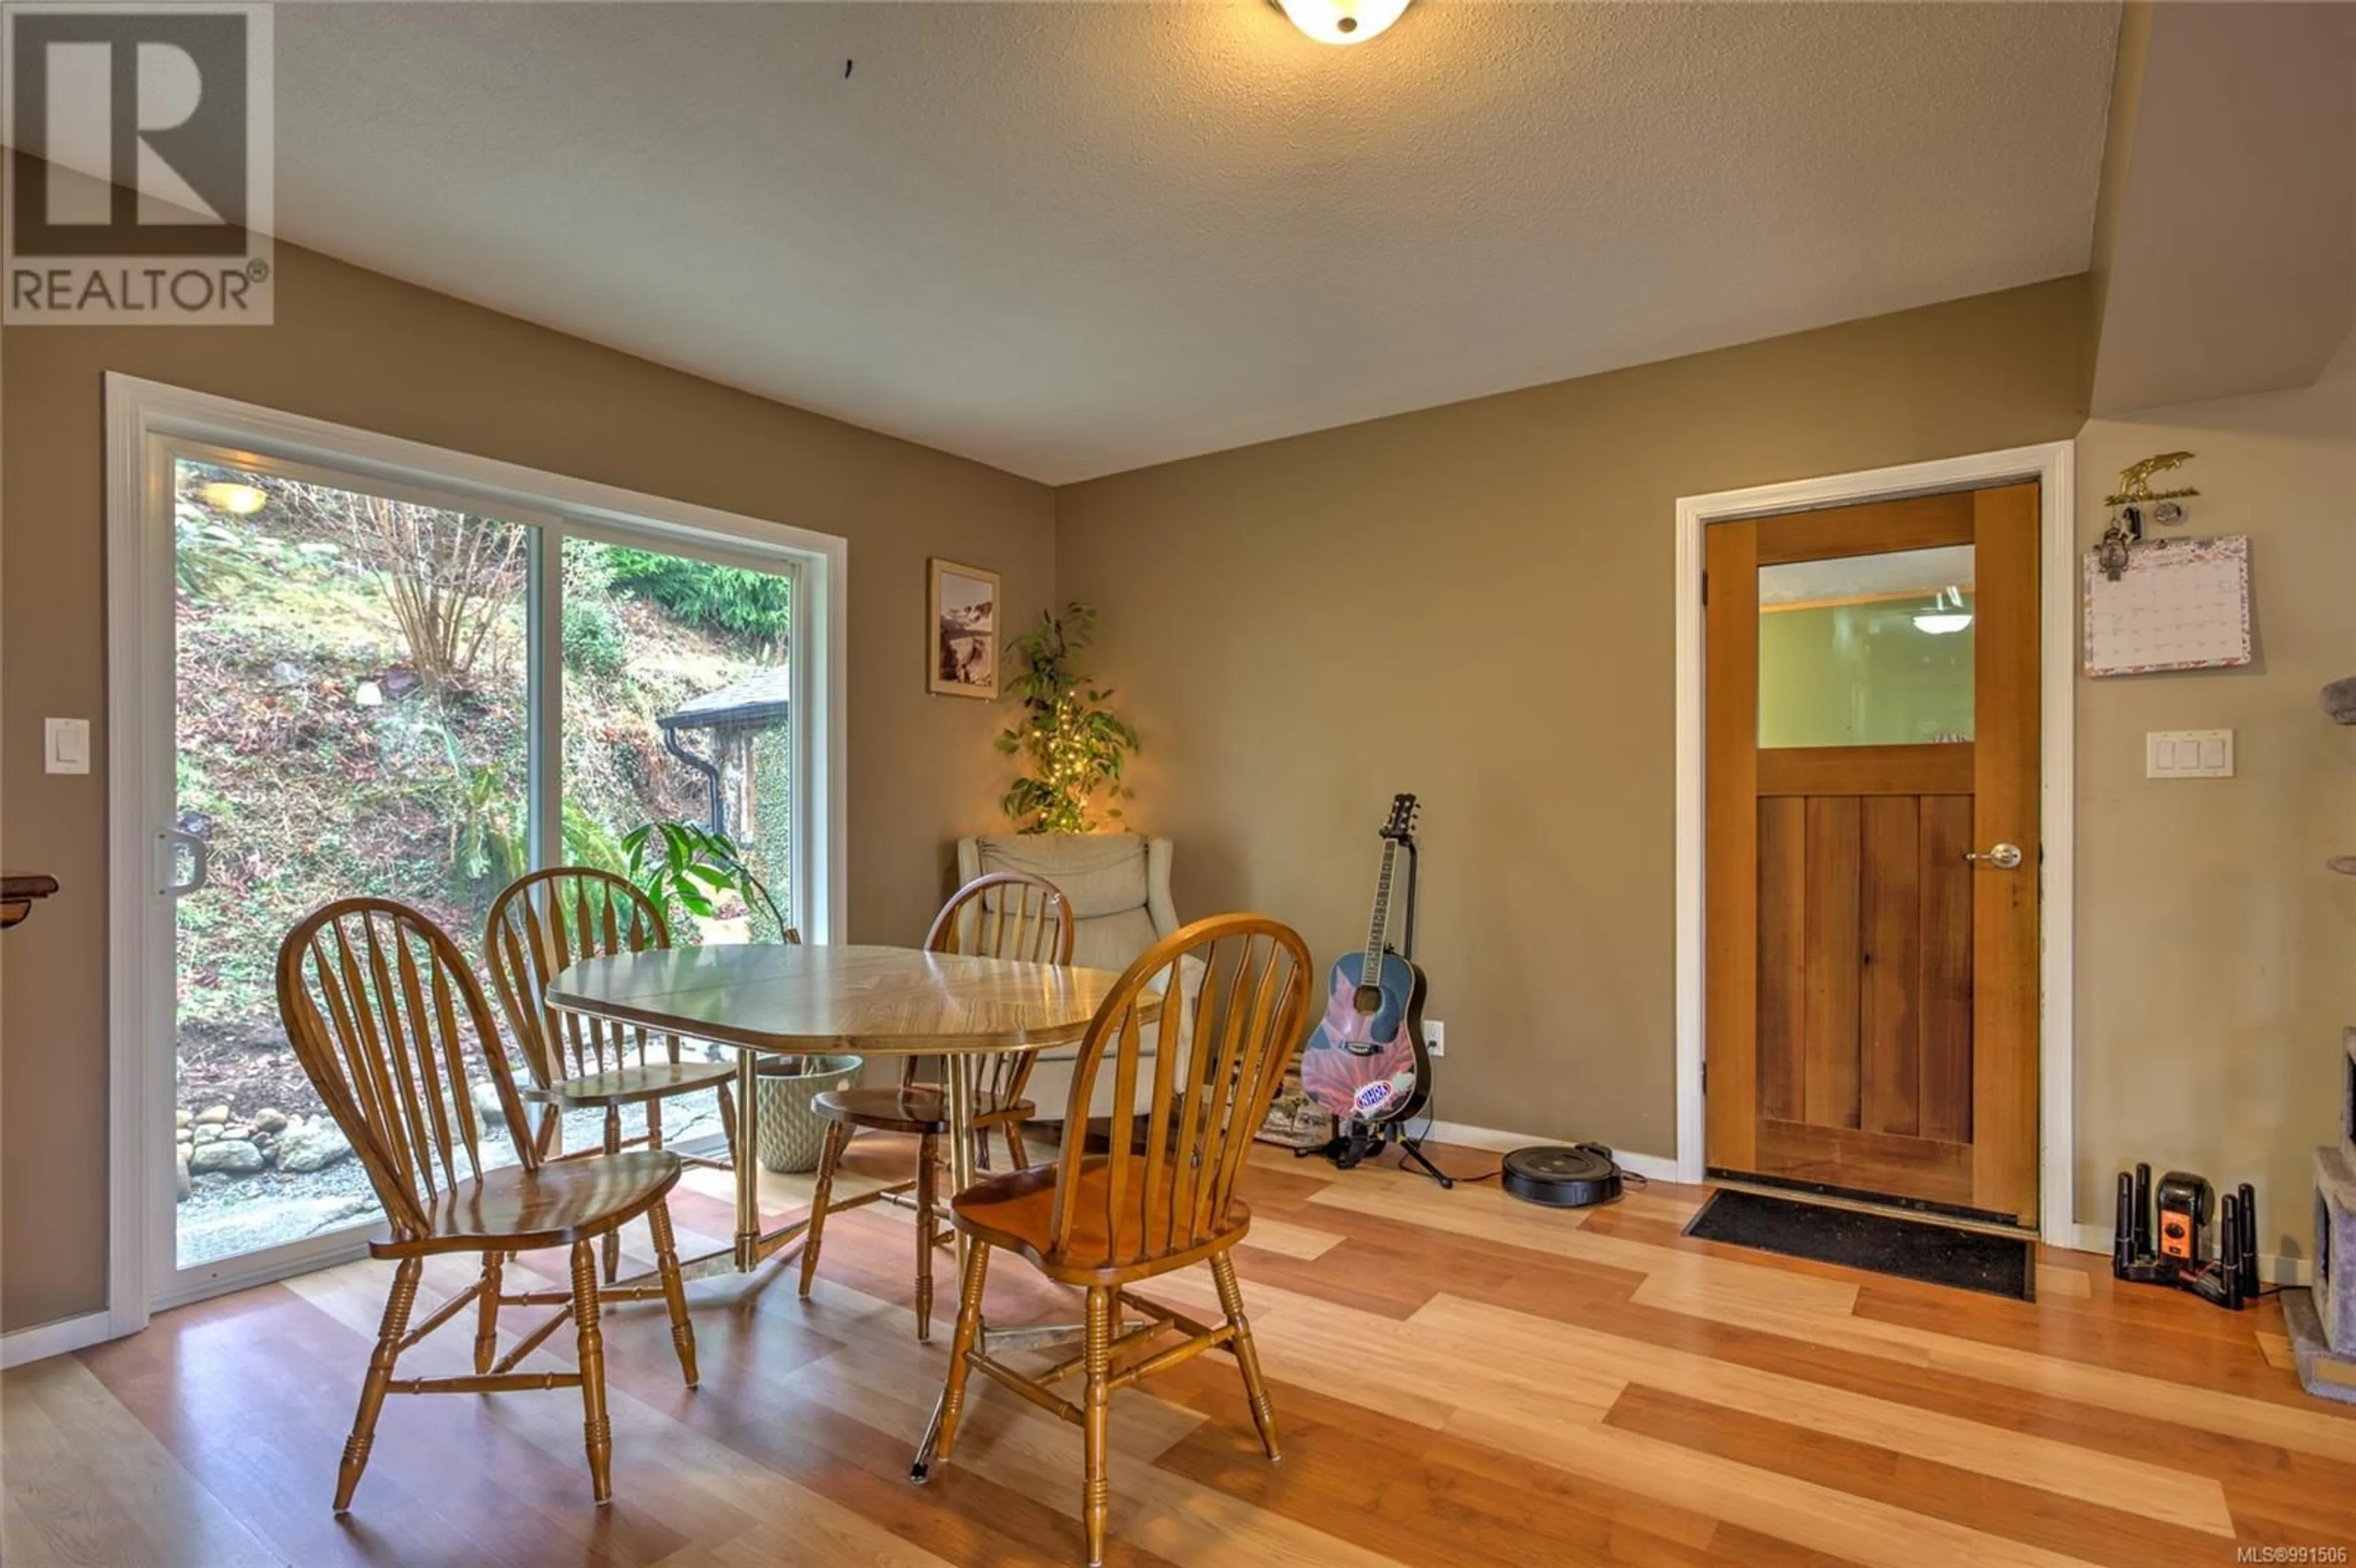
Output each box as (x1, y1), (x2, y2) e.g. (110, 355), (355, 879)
(1965, 842), (2023, 870)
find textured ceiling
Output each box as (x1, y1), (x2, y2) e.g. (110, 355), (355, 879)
(274, 3), (2121, 483)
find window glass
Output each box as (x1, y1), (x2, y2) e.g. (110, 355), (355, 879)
(1758, 545), (1974, 748)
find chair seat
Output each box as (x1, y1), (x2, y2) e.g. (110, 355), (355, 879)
(543, 1058), (736, 1109)
(812, 1085), (1033, 1136)
(375, 1150), (683, 1256)
(949, 1156), (1252, 1286)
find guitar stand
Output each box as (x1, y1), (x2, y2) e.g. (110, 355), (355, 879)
(1293, 815), (1458, 1189)
(1393, 1131), (1457, 1189)
(1295, 1117), (1457, 1189)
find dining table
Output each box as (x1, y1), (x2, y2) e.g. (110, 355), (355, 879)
(545, 939), (1156, 1476)
(545, 940), (1142, 1276)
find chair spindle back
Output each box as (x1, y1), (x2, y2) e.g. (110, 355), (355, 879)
(483, 868), (675, 1093)
(925, 870), (1074, 966)
(276, 899), (537, 1243)
(1055, 914), (1311, 1266)
(909, 871), (1075, 1101)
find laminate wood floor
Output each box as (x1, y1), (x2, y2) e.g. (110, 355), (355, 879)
(6, 1137), (2353, 1567)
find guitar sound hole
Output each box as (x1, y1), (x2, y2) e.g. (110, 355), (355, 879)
(1353, 986), (1384, 1014)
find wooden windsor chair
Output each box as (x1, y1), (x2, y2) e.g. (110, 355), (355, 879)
(274, 898), (697, 1512)
(920, 913), (1311, 1567)
(483, 867), (749, 1284)
(798, 870), (1074, 1340)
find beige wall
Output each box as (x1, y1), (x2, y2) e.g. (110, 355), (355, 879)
(0, 240), (1055, 1332)
(1057, 277), (2094, 1161)
(2073, 358), (2356, 1258)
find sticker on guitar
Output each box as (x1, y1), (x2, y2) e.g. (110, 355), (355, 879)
(1299, 794), (1431, 1126)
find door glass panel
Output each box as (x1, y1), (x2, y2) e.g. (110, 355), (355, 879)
(1758, 545), (1974, 749)
(555, 537), (793, 1147)
(558, 537), (791, 944)
(172, 456), (529, 1270)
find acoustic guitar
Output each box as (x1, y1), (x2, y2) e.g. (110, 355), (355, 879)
(1299, 794), (1431, 1125)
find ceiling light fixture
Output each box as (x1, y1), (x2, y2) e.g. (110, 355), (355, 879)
(200, 480), (268, 515)
(1271, 0), (1411, 46)
(1912, 586), (1973, 636)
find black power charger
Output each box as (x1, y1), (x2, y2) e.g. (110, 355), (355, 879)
(2112, 1163), (2259, 1310)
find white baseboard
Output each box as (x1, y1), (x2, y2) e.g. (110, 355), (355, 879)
(1414, 1131), (2314, 1283)
(2066, 1222), (2312, 1287)
(1, 1309), (117, 1370)
(1606, 1150), (1685, 1185)
(1419, 1120), (1683, 1185)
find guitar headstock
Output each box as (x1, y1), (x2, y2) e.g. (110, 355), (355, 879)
(1380, 793), (1420, 843)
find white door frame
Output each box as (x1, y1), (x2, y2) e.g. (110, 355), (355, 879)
(102, 372), (850, 1332)
(1672, 441), (2077, 1247)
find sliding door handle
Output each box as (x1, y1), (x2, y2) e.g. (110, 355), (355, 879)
(160, 828), (209, 896)
(1965, 842), (2022, 870)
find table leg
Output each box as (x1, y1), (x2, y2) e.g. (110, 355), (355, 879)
(610, 1043), (814, 1288)
(734, 1043), (761, 1271)
(944, 1052), (977, 1275)
(915, 1052), (982, 1482)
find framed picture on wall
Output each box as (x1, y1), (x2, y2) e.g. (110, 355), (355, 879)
(927, 558), (1001, 699)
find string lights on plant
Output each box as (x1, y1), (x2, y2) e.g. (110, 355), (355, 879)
(996, 603), (1141, 834)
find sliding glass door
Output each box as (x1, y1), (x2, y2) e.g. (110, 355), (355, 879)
(168, 453), (531, 1274)
(153, 440), (801, 1304)
(556, 534), (793, 943)
(547, 532), (796, 1139)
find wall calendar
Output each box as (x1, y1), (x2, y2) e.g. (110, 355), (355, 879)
(2082, 534), (2253, 677)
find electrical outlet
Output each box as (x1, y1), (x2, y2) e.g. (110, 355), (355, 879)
(1425, 1020), (1446, 1057)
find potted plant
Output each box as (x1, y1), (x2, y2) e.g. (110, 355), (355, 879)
(996, 602), (1141, 834)
(622, 819), (791, 942)
(622, 818), (857, 1173)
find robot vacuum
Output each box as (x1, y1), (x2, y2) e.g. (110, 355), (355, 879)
(1501, 1143), (1624, 1209)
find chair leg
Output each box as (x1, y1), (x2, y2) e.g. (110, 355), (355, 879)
(932, 1240), (991, 1465)
(601, 1105), (623, 1284)
(1082, 1283), (1115, 1567)
(473, 1251), (503, 1375)
(1004, 1118), (1030, 1172)
(1210, 1251), (1280, 1462)
(646, 1197), (699, 1389)
(799, 1118), (849, 1298)
(534, 1102), (562, 1161)
(569, 1239), (614, 1505)
(645, 1099), (667, 1277)
(914, 1132), (939, 1342)
(333, 1255), (421, 1512)
(715, 1079), (739, 1166)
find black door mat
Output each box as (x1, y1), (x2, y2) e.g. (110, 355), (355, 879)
(1684, 1188), (2035, 1301)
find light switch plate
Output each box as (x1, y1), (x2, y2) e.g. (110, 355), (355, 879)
(44, 717), (90, 775)
(2146, 728), (2234, 779)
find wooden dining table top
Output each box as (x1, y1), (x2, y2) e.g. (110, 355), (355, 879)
(545, 942), (1143, 1058)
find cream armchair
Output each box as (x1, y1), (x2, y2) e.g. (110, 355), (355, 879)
(956, 834), (1182, 1122)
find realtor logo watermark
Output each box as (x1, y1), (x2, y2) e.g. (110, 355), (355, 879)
(3, 3), (272, 323)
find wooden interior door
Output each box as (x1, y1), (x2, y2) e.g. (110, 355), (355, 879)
(1704, 485), (2040, 1224)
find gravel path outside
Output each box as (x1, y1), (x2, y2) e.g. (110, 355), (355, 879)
(177, 1093), (730, 1266)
